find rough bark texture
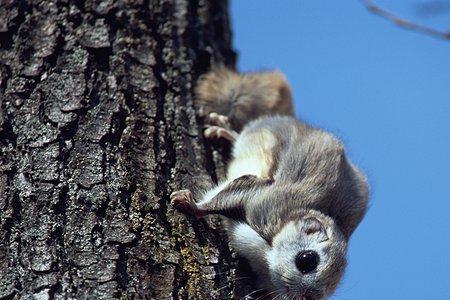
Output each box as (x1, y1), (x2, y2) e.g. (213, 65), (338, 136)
(0, 0), (253, 299)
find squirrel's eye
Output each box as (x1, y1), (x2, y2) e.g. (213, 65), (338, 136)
(295, 251), (319, 274)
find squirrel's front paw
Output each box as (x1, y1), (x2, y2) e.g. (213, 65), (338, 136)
(170, 189), (202, 217)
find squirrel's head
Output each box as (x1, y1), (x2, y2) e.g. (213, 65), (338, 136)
(230, 209), (347, 299)
(264, 210), (347, 300)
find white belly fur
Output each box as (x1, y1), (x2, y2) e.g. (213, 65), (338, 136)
(199, 129), (276, 205)
(227, 129), (276, 180)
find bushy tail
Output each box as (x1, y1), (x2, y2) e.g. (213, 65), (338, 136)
(195, 66), (294, 131)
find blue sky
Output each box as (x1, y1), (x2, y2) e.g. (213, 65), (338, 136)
(231, 1), (450, 299)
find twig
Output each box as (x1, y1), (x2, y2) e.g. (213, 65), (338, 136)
(360, 0), (450, 40)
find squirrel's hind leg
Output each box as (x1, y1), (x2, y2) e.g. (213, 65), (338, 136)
(203, 112), (238, 143)
(204, 125), (238, 143)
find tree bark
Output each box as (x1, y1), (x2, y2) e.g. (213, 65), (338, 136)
(0, 0), (251, 299)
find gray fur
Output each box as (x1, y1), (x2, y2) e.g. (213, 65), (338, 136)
(241, 116), (369, 240)
(171, 68), (369, 300)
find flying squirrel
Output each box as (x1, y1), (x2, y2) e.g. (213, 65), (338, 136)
(170, 66), (369, 300)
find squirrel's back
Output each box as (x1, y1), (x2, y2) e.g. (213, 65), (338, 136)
(195, 67), (369, 239)
(195, 66), (294, 131)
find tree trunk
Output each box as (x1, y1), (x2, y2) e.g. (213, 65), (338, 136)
(0, 1), (252, 299)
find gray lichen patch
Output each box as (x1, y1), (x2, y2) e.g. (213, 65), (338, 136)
(79, 18), (111, 49)
(71, 143), (105, 188)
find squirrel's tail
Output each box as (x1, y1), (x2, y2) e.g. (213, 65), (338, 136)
(195, 66), (294, 131)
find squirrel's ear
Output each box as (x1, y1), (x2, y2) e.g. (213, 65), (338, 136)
(301, 217), (329, 242)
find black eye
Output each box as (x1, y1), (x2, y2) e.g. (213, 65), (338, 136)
(295, 251), (319, 274)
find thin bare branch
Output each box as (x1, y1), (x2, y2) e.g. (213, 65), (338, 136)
(360, 0), (450, 40)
